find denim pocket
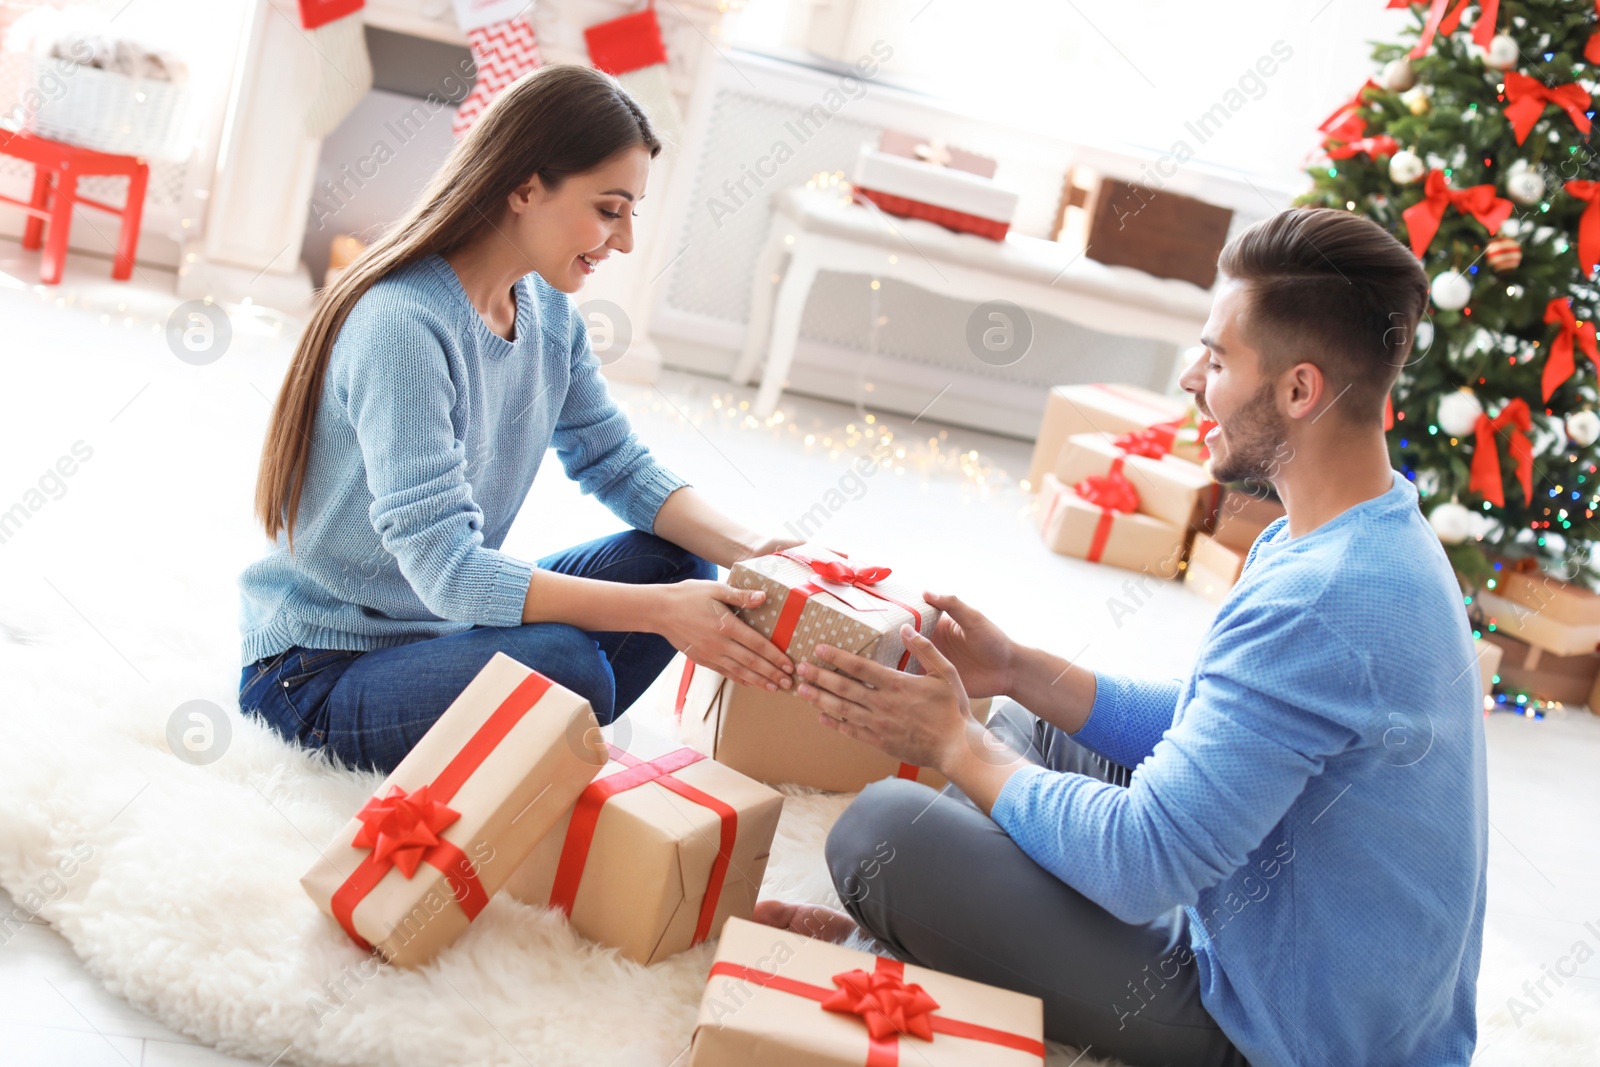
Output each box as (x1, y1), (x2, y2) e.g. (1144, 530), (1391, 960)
(273, 648), (362, 740)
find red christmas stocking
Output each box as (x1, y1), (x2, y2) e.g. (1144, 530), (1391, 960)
(453, 15), (543, 138)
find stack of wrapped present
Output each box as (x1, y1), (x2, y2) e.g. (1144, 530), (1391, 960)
(1026, 381), (1191, 492)
(684, 917), (1047, 1065)
(1036, 420), (1218, 575)
(677, 544), (991, 792)
(1476, 564), (1600, 708)
(301, 652), (785, 967)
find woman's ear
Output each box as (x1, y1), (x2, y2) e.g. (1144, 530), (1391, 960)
(508, 174), (547, 215)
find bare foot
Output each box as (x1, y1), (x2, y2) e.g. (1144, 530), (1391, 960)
(752, 900), (860, 944)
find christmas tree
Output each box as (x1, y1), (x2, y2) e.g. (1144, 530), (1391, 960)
(1297, 0), (1600, 591)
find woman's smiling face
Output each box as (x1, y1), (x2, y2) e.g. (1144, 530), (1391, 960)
(503, 145), (652, 294)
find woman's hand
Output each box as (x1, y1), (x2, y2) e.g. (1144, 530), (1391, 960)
(650, 580), (795, 691)
(923, 592), (1016, 700)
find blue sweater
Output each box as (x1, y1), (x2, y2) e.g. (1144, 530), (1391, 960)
(238, 254), (686, 667)
(992, 471), (1486, 1067)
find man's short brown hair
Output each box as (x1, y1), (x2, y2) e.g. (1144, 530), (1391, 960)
(1216, 207), (1429, 425)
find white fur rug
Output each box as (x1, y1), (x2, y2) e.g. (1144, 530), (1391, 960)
(2, 648), (1597, 1067)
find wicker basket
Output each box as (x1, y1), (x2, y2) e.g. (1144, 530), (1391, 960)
(22, 54), (191, 160)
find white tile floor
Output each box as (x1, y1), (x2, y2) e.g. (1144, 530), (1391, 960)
(1, 240), (1597, 1064)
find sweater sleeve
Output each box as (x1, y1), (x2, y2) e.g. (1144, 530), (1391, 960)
(991, 599), (1371, 924)
(337, 313), (534, 629)
(1069, 672), (1184, 769)
(551, 303), (687, 533)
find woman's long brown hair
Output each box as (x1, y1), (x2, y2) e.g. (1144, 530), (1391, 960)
(254, 64), (661, 551)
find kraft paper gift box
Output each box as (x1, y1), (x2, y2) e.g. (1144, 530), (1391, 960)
(730, 546), (938, 675)
(1211, 486), (1286, 544)
(1481, 631), (1600, 705)
(1026, 382), (1189, 492)
(300, 652), (607, 968)
(685, 916), (1046, 1067)
(1037, 472), (1185, 576)
(1183, 533), (1248, 604)
(503, 728), (784, 965)
(1491, 569), (1600, 628)
(1053, 430), (1217, 528)
(673, 660), (992, 794)
(1476, 590), (1600, 658)
(1474, 636), (1505, 700)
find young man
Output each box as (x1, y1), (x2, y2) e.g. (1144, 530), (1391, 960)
(756, 207), (1487, 1067)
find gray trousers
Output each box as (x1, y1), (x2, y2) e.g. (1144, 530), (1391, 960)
(825, 700), (1249, 1067)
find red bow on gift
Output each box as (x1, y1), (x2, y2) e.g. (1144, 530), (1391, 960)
(1075, 469), (1140, 514)
(1318, 79), (1380, 134)
(1564, 180), (1600, 278)
(1401, 170), (1513, 259)
(1502, 71), (1592, 147)
(1111, 425), (1176, 459)
(1469, 399), (1534, 509)
(806, 557), (894, 587)
(1542, 298), (1600, 403)
(1386, 0), (1498, 59)
(822, 968), (941, 1043)
(351, 784), (462, 878)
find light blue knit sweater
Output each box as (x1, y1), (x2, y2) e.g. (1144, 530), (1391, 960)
(992, 470), (1487, 1066)
(238, 254), (686, 667)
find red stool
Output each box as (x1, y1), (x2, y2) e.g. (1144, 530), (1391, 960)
(0, 127), (149, 285)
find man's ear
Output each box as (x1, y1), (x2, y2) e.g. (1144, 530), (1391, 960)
(1285, 362), (1327, 420)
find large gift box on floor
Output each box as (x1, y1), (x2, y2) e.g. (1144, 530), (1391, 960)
(503, 729), (783, 965)
(1053, 429), (1217, 528)
(300, 652), (607, 968)
(1027, 383), (1190, 492)
(731, 546), (938, 674)
(1181, 489), (1283, 603)
(1490, 568), (1600, 628)
(686, 917), (1046, 1066)
(1038, 471), (1185, 576)
(1481, 631), (1600, 706)
(675, 661), (991, 793)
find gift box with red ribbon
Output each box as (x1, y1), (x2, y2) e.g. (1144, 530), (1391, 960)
(850, 141), (1019, 241)
(1037, 471), (1185, 575)
(673, 660), (991, 794)
(502, 728), (783, 965)
(1027, 383), (1192, 492)
(1054, 428), (1217, 529)
(686, 916), (1045, 1066)
(730, 547), (938, 675)
(300, 652), (607, 967)
(1182, 488), (1285, 604)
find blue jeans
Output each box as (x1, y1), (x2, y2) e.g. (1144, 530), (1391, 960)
(238, 531), (714, 774)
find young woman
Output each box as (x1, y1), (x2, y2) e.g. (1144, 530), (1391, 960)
(239, 65), (796, 774)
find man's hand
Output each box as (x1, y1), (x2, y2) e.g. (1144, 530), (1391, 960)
(924, 592), (1016, 700)
(793, 625), (975, 773)
(650, 581), (794, 691)
(730, 534), (806, 563)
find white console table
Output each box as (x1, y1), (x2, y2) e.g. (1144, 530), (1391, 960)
(733, 186), (1217, 417)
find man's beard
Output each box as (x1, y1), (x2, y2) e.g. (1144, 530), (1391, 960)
(1207, 381), (1290, 484)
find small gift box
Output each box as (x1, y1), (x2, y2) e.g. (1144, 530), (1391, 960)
(1491, 567), (1600, 628)
(1053, 428), (1217, 528)
(1474, 636), (1504, 700)
(1183, 532), (1247, 604)
(852, 135), (1019, 241)
(503, 729), (784, 965)
(1027, 382), (1189, 492)
(1477, 590), (1600, 658)
(1212, 486), (1286, 544)
(1481, 631), (1600, 705)
(300, 652), (607, 968)
(1038, 471), (1185, 576)
(730, 547), (938, 674)
(674, 660), (991, 793)
(686, 916), (1046, 1066)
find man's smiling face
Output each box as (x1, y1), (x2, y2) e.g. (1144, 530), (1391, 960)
(1180, 277), (1291, 485)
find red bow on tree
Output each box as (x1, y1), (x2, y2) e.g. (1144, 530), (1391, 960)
(1564, 180), (1600, 278)
(1401, 170), (1514, 258)
(351, 784), (462, 878)
(1589, 1), (1600, 65)
(1502, 71), (1592, 147)
(1318, 80), (1380, 134)
(806, 557), (893, 587)
(1385, 0), (1499, 59)
(1321, 115), (1398, 159)
(1111, 425), (1175, 459)
(1542, 297), (1600, 403)
(1074, 469), (1141, 513)
(1468, 399), (1534, 509)
(822, 968), (941, 1042)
